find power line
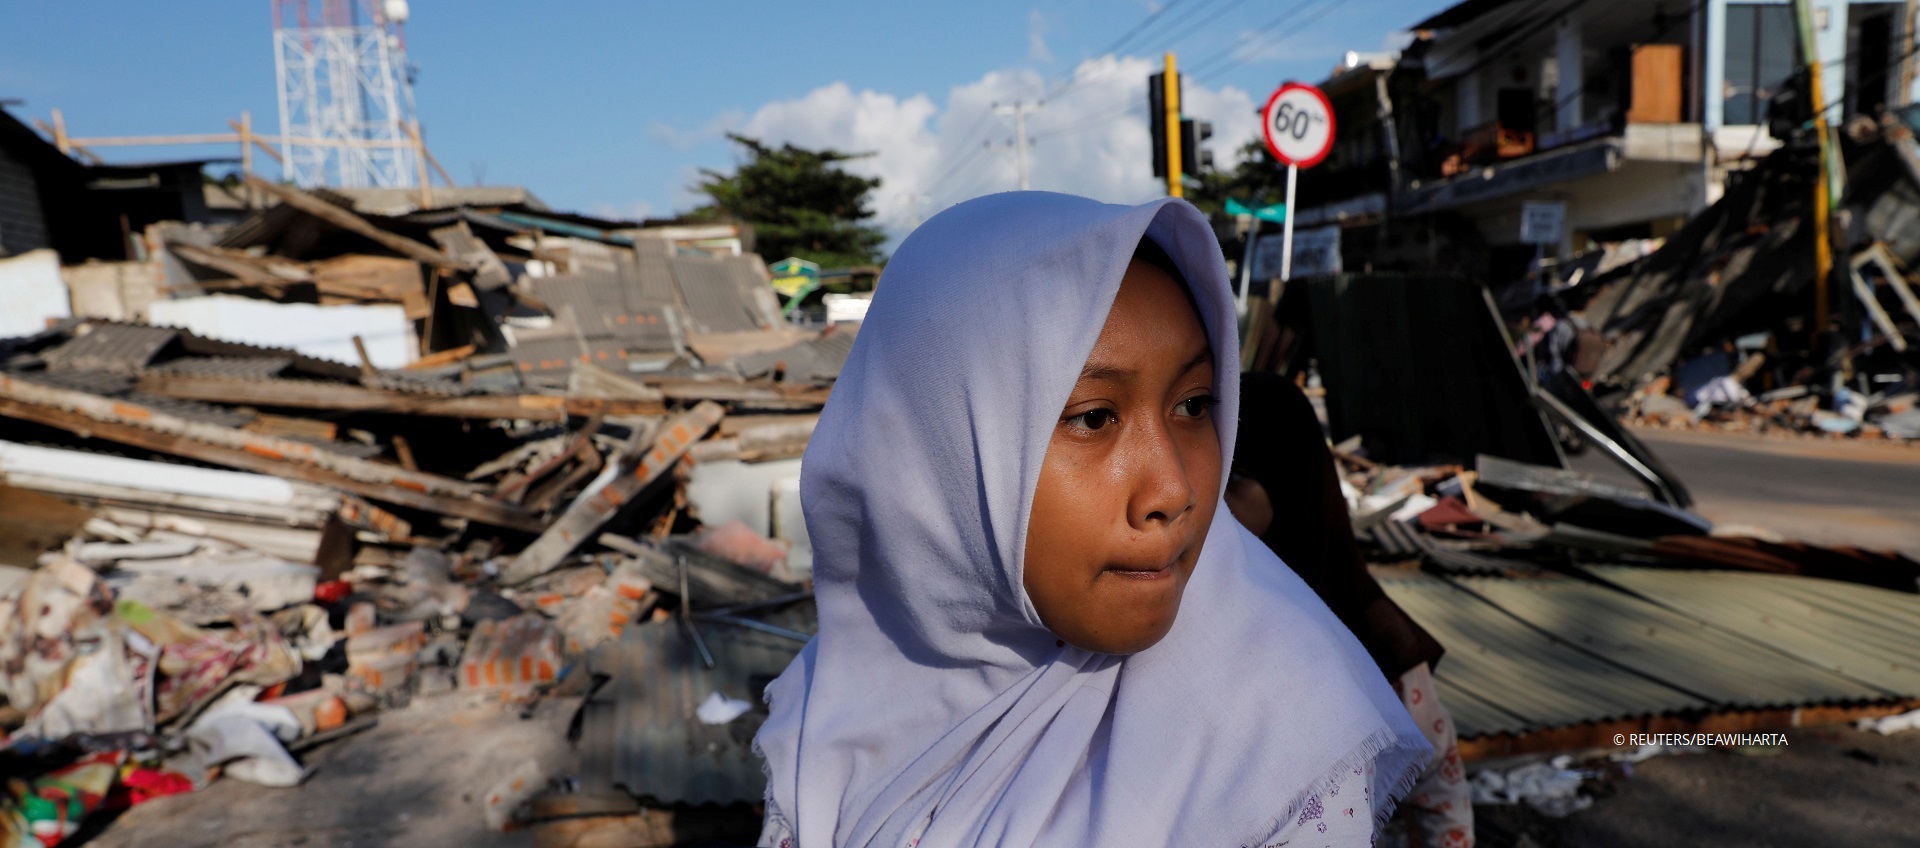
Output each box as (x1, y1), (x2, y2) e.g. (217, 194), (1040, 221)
(1184, 0), (1343, 80)
(1045, 0), (1228, 103)
(1143, 0), (1261, 60)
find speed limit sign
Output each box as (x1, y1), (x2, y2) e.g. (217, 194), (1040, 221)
(1261, 82), (1335, 168)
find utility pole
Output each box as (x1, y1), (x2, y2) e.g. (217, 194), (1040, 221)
(993, 100), (1043, 190)
(1165, 52), (1182, 199)
(1792, 0), (1842, 341)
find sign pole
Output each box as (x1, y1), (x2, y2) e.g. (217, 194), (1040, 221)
(1261, 81), (1330, 284)
(1236, 217), (1257, 318)
(1280, 164), (1298, 282)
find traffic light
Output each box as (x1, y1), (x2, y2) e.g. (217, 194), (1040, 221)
(1181, 118), (1213, 175)
(1148, 71), (1171, 179)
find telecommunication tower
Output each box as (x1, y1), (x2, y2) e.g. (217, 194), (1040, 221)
(272, 0), (419, 188)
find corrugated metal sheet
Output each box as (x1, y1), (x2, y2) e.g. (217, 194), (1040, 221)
(579, 606), (810, 805)
(1460, 575), (1883, 708)
(11, 369), (256, 430)
(1379, 575), (1706, 738)
(151, 356), (294, 380)
(40, 323), (179, 373)
(507, 335), (646, 384)
(1383, 568), (1919, 739)
(630, 240), (680, 306)
(729, 327), (858, 383)
(1591, 567), (1920, 697)
(529, 272), (677, 351)
(669, 255), (772, 334)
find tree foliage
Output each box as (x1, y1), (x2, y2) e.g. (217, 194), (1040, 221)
(690, 134), (887, 268)
(1183, 138), (1291, 222)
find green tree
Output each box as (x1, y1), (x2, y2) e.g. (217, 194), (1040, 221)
(690, 134), (888, 268)
(1183, 138), (1290, 222)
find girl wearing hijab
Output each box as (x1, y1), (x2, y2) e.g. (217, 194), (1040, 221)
(754, 192), (1431, 847)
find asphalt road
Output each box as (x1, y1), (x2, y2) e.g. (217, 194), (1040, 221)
(1569, 428), (1920, 558)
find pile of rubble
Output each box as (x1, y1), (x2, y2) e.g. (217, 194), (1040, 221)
(0, 178), (844, 845)
(1572, 115), (1920, 443)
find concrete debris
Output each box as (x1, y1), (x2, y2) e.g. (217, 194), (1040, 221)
(0, 174), (851, 838)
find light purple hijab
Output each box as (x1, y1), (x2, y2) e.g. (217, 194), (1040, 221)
(755, 192), (1430, 847)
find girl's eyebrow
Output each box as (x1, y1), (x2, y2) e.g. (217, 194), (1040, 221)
(1077, 346), (1214, 383)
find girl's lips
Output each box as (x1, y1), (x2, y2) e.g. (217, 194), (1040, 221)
(1103, 554), (1181, 580)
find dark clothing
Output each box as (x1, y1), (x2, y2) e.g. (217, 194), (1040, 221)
(1236, 372), (1445, 679)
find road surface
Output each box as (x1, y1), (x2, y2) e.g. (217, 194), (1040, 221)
(1570, 428), (1920, 558)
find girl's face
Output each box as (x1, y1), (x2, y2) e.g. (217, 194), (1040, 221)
(1021, 256), (1222, 654)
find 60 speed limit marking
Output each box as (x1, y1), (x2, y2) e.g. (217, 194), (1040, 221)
(1261, 82), (1335, 168)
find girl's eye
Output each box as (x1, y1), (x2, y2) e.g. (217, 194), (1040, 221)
(1176, 395), (1218, 418)
(1065, 408), (1117, 431)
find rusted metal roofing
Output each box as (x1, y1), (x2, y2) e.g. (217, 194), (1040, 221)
(11, 369), (255, 430)
(577, 605), (811, 806)
(1381, 568), (1920, 739)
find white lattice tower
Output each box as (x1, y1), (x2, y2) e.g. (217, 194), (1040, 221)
(273, 0), (418, 188)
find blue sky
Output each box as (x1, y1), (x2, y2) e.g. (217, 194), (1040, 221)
(1, 0), (1446, 240)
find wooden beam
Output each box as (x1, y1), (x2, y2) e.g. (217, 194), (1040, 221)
(408, 121), (458, 188)
(501, 402), (724, 583)
(406, 120), (433, 209)
(0, 386), (540, 532)
(403, 344), (475, 370)
(167, 242), (312, 287)
(135, 372), (665, 420)
(65, 133), (245, 146)
(229, 119), (286, 163)
(35, 116), (103, 164)
(244, 175), (470, 270)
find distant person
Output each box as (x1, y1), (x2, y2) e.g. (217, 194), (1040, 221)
(1227, 371), (1474, 848)
(754, 192), (1430, 846)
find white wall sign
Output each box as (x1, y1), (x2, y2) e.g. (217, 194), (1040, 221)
(1520, 201), (1567, 246)
(1252, 225), (1342, 280)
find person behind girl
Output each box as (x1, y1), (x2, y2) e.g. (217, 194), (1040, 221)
(754, 191), (1431, 847)
(1227, 371), (1473, 848)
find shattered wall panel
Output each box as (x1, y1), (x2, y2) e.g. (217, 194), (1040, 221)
(669, 255), (771, 334)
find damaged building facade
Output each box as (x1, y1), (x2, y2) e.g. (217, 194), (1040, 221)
(1290, 0), (1915, 280)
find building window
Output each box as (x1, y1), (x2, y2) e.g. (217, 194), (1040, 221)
(1724, 3), (1798, 125)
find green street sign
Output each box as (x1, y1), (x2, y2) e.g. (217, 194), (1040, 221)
(1225, 197), (1287, 223)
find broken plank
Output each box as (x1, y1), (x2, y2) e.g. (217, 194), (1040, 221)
(245, 175), (469, 270)
(649, 380), (832, 408)
(501, 401), (724, 583)
(135, 373), (664, 420)
(168, 242), (312, 286)
(0, 374), (541, 530)
(0, 397), (540, 531)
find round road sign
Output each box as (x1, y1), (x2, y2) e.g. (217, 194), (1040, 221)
(1262, 82), (1335, 168)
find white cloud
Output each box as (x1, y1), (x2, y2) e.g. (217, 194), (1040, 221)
(1027, 9), (1054, 65)
(726, 55), (1260, 247)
